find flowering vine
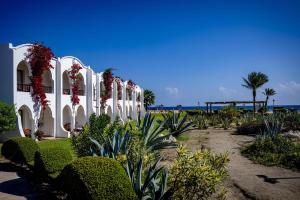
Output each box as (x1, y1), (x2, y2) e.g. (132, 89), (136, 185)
(69, 63), (82, 107)
(115, 77), (123, 100)
(26, 43), (54, 110)
(100, 68), (114, 109)
(126, 79), (135, 100)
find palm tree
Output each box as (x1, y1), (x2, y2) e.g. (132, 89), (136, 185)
(263, 88), (276, 110)
(242, 72), (269, 114)
(144, 89), (155, 111)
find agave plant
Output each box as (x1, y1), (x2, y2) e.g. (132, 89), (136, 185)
(136, 112), (177, 151)
(126, 158), (171, 200)
(90, 130), (131, 159)
(192, 114), (209, 130)
(260, 115), (283, 139)
(162, 111), (193, 137)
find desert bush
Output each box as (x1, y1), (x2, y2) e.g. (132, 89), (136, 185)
(219, 106), (239, 120)
(1, 137), (39, 165)
(169, 145), (229, 200)
(192, 114), (208, 129)
(60, 156), (136, 200)
(186, 109), (204, 116)
(34, 146), (73, 179)
(237, 121), (265, 135)
(283, 112), (300, 131)
(242, 135), (300, 170)
(208, 114), (221, 127)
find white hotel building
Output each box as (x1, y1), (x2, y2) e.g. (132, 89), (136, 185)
(0, 43), (145, 139)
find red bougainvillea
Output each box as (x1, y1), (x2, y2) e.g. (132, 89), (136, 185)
(26, 43), (54, 110)
(69, 63), (82, 107)
(115, 77), (123, 100)
(100, 68), (114, 109)
(126, 79), (135, 100)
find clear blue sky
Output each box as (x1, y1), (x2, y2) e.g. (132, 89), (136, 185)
(1, 0), (300, 106)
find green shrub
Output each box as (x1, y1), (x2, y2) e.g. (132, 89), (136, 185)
(169, 145), (229, 200)
(34, 146), (73, 178)
(283, 112), (300, 131)
(1, 137), (39, 165)
(237, 121), (265, 135)
(242, 135), (300, 170)
(0, 101), (17, 134)
(60, 156), (136, 200)
(192, 114), (208, 129)
(71, 114), (111, 157)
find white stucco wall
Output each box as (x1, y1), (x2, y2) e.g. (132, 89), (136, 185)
(0, 43), (146, 139)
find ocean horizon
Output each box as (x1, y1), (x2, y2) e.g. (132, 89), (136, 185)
(148, 105), (300, 111)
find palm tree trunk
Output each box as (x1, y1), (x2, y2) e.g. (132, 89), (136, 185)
(253, 89), (256, 114)
(265, 96), (269, 110)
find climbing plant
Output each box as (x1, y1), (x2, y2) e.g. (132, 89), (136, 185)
(126, 79), (135, 100)
(26, 43), (54, 110)
(100, 68), (114, 109)
(115, 77), (123, 100)
(69, 63), (83, 107)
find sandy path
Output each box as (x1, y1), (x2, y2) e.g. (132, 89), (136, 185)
(161, 128), (300, 200)
(203, 128), (300, 200)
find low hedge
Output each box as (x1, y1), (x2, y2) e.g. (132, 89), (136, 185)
(34, 146), (73, 179)
(59, 156), (136, 200)
(1, 137), (39, 165)
(237, 122), (265, 135)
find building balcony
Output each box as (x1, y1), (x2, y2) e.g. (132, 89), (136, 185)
(17, 83), (31, 92)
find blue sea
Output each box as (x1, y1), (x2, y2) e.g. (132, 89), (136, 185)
(148, 105), (300, 112)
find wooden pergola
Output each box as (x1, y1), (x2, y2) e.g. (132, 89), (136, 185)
(204, 101), (266, 114)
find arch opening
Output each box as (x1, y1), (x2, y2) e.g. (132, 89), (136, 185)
(75, 105), (86, 130)
(63, 105), (72, 131)
(18, 105), (33, 137)
(17, 61), (31, 92)
(62, 71), (71, 95)
(38, 106), (54, 137)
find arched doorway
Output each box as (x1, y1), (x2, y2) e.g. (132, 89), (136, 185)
(106, 106), (113, 120)
(126, 106), (129, 118)
(17, 61), (31, 92)
(63, 105), (72, 131)
(129, 106), (133, 119)
(62, 71), (71, 95)
(38, 106), (54, 137)
(75, 105), (86, 129)
(18, 105), (33, 137)
(78, 73), (85, 96)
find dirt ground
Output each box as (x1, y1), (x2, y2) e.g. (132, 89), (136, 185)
(160, 128), (300, 200)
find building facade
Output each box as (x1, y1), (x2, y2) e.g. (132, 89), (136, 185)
(0, 43), (145, 139)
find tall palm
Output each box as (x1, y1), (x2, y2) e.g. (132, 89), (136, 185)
(263, 88), (276, 110)
(144, 89), (155, 111)
(242, 72), (269, 114)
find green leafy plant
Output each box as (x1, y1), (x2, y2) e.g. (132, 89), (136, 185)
(90, 130), (131, 159)
(126, 158), (170, 200)
(242, 135), (300, 170)
(169, 145), (229, 200)
(71, 113), (111, 157)
(192, 114), (209, 129)
(136, 112), (178, 151)
(59, 156), (136, 200)
(34, 146), (73, 179)
(1, 137), (39, 165)
(162, 111), (193, 137)
(0, 101), (16, 134)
